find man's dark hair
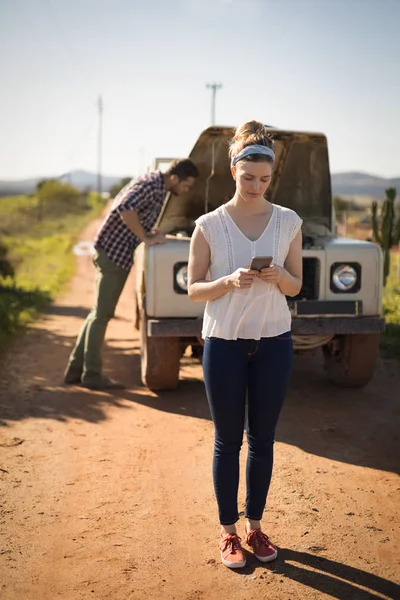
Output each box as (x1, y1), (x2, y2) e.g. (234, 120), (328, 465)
(165, 159), (199, 181)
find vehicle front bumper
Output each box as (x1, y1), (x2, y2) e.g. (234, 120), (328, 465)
(147, 316), (385, 338)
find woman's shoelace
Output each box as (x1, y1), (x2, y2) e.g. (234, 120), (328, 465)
(246, 529), (270, 547)
(221, 534), (243, 554)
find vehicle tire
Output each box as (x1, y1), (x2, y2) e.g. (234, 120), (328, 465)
(140, 311), (181, 390)
(323, 333), (380, 388)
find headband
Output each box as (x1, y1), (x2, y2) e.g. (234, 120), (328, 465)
(231, 144), (275, 166)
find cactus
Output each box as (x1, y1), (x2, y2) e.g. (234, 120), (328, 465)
(371, 187), (399, 286)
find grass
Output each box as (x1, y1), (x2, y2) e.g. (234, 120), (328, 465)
(381, 253), (400, 358)
(0, 193), (105, 352)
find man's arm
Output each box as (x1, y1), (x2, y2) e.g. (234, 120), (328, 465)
(119, 209), (165, 245)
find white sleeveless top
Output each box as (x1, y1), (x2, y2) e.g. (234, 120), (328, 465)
(195, 203), (302, 340)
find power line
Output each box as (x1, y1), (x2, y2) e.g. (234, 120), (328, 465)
(39, 1), (104, 189)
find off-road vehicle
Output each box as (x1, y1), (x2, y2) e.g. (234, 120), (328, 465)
(134, 126), (385, 390)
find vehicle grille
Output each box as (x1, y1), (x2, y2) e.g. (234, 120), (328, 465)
(293, 257), (320, 301)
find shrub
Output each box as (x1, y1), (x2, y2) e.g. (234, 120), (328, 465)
(0, 241), (14, 279)
(109, 177), (131, 198)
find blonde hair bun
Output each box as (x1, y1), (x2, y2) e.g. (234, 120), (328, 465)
(229, 120), (274, 161)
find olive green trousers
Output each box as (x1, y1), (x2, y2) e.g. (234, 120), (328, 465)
(67, 248), (130, 376)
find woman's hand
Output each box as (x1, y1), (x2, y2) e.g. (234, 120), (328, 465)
(228, 268), (258, 289)
(256, 264), (285, 284)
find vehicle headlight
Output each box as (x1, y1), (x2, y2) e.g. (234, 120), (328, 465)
(331, 263), (361, 293)
(174, 262), (188, 294)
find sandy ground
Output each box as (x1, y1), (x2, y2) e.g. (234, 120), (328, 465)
(1, 214), (399, 600)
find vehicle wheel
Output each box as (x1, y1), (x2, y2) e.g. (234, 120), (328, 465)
(323, 333), (380, 388)
(140, 311), (181, 390)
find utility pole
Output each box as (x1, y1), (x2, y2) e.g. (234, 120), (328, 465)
(206, 83), (222, 125)
(97, 95), (103, 198)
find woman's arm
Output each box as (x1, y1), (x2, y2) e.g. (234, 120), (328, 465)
(278, 230), (303, 296)
(188, 226), (257, 302)
(256, 230), (303, 297)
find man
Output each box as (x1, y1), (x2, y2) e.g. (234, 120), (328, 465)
(64, 159), (199, 390)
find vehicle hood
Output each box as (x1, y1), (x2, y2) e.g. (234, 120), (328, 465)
(157, 126), (332, 234)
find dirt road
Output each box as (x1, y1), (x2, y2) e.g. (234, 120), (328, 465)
(1, 215), (399, 600)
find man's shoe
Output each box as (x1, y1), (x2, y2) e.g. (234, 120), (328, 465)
(219, 533), (246, 569)
(245, 529), (278, 562)
(64, 366), (83, 385)
(81, 374), (126, 390)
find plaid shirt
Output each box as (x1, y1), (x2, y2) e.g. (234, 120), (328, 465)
(94, 171), (166, 270)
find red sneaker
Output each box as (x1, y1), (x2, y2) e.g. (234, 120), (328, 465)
(219, 533), (246, 569)
(246, 529), (278, 562)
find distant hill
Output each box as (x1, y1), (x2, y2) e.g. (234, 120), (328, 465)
(0, 170), (124, 197)
(0, 169), (398, 198)
(331, 172), (400, 198)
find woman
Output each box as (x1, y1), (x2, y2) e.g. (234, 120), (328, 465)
(188, 120), (303, 568)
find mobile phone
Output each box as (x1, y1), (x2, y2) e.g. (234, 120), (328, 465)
(250, 256), (273, 271)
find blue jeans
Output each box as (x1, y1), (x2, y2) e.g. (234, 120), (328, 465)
(202, 333), (293, 525)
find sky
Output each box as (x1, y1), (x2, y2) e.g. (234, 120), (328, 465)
(1, 0), (399, 181)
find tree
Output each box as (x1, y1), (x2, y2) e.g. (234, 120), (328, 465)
(0, 241), (14, 280)
(109, 177), (132, 199)
(36, 180), (83, 220)
(333, 196), (361, 212)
